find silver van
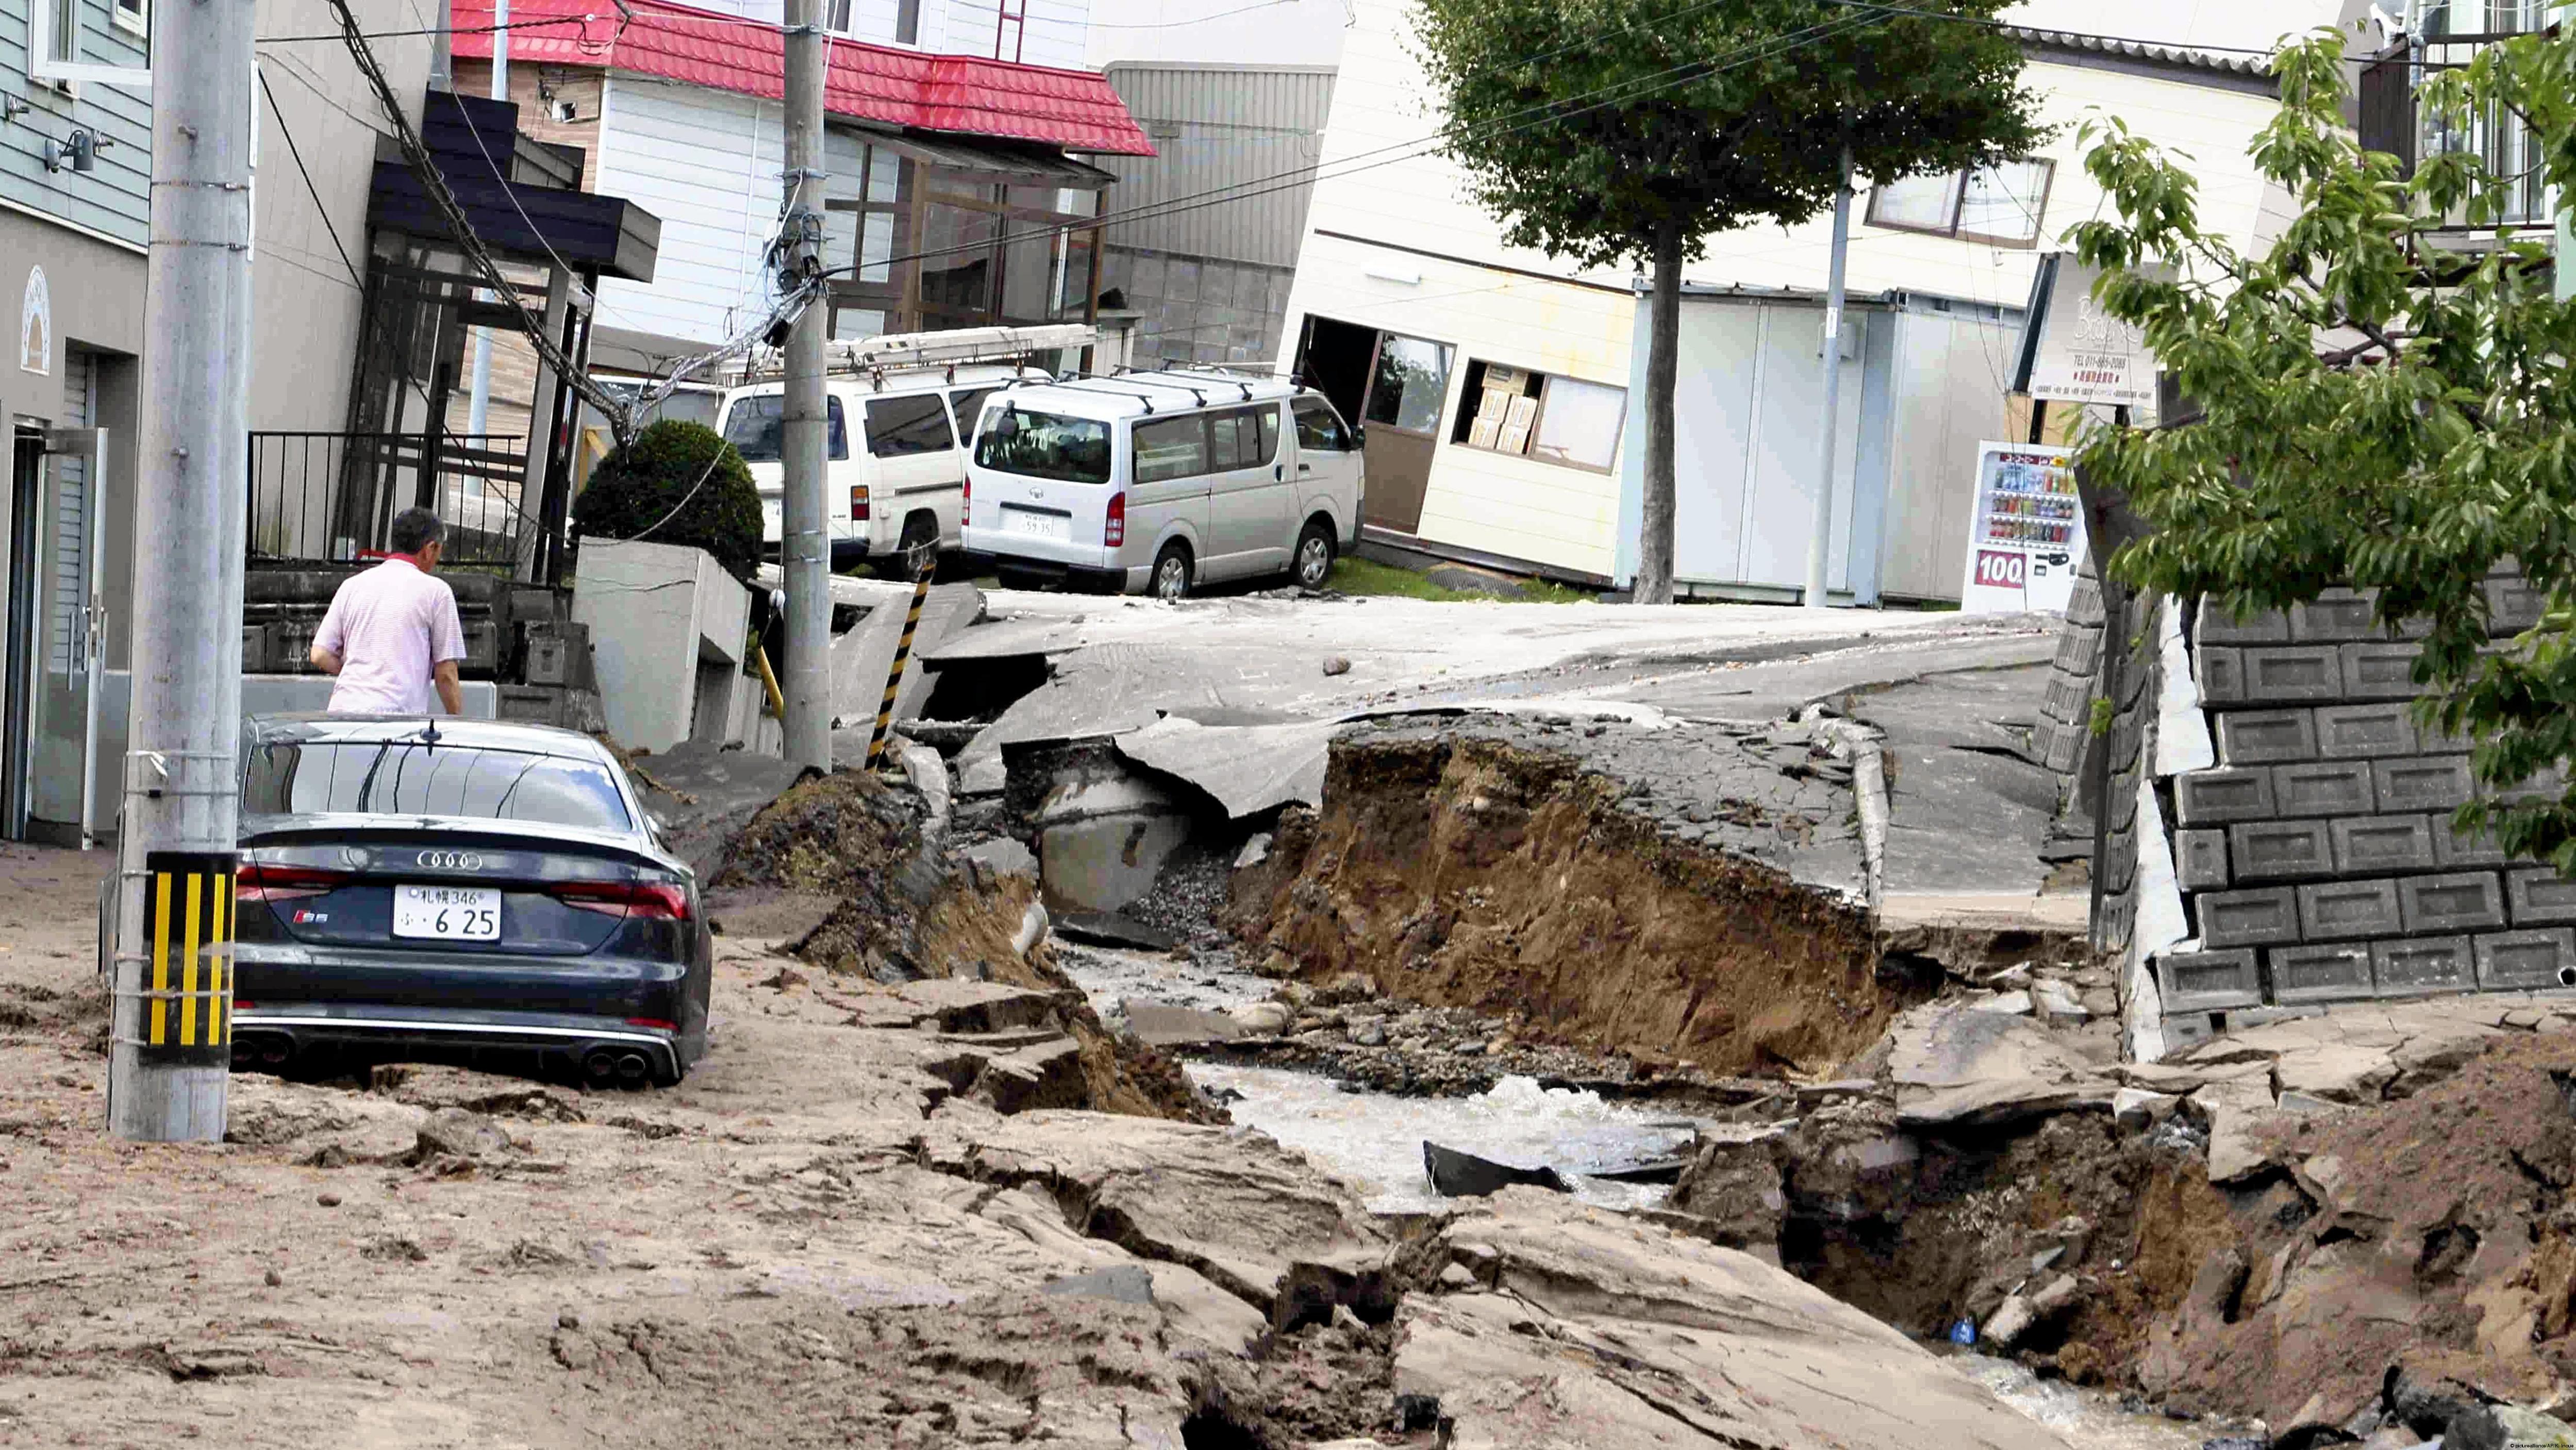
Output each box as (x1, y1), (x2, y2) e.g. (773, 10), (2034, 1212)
(716, 362), (1045, 573)
(958, 372), (1364, 597)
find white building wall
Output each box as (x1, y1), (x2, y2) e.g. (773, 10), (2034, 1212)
(591, 77), (876, 348)
(1084, 0), (1350, 69)
(1280, 0), (2300, 581)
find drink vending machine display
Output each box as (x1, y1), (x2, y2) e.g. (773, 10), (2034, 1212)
(1958, 442), (2086, 614)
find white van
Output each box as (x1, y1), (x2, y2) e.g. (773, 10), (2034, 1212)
(958, 372), (1364, 598)
(716, 362), (1046, 573)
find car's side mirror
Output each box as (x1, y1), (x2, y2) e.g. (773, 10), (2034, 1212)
(1351, 423), (1366, 447)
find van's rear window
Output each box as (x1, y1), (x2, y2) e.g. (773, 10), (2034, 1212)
(721, 395), (849, 463)
(974, 411), (1111, 484)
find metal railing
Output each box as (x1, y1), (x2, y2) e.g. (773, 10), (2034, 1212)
(247, 431), (528, 569)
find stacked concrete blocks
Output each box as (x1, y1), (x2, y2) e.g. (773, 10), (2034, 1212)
(2032, 570), (2109, 778)
(2157, 585), (2576, 1016)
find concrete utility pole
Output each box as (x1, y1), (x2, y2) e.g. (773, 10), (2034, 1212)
(1803, 144), (1854, 611)
(779, 0), (832, 771)
(465, 0), (507, 435)
(109, 0), (257, 1140)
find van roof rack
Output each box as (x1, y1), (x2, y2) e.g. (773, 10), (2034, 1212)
(724, 324), (1100, 388)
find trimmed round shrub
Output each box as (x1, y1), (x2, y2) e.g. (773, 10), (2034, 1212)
(571, 420), (762, 585)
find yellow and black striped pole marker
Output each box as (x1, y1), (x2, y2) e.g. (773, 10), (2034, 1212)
(864, 543), (937, 770)
(140, 851), (234, 1067)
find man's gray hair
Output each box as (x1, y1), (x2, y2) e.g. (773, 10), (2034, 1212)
(389, 507), (446, 556)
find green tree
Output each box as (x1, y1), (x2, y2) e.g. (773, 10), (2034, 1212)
(1411, 0), (2043, 603)
(2071, 27), (2576, 870)
(571, 420), (766, 587)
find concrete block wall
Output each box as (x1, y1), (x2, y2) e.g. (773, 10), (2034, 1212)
(2155, 583), (2576, 1023)
(2029, 567), (2107, 780)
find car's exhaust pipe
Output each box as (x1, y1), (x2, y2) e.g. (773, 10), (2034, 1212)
(232, 1031), (294, 1069)
(614, 1051), (651, 1083)
(582, 1048), (620, 1084)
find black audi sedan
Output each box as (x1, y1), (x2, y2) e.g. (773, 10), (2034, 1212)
(229, 715), (712, 1087)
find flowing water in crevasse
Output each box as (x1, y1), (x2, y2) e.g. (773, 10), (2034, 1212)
(1189, 1063), (1700, 1212)
(1060, 944), (2205, 1450)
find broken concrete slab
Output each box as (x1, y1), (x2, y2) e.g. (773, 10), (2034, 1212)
(1035, 759), (1193, 915)
(1111, 715), (1337, 821)
(899, 742), (952, 822)
(1888, 1000), (2093, 1092)
(1052, 910), (1180, 951)
(973, 1187), (1269, 1354)
(963, 836), (1038, 880)
(2191, 1076), (2283, 1183)
(1400, 1191), (2074, 1449)
(1038, 1263), (1155, 1305)
(924, 1112), (1392, 1319)
(1121, 1000), (1244, 1049)
(1896, 1077), (2107, 1130)
(828, 582), (984, 729)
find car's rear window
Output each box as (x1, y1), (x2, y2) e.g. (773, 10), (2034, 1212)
(241, 741), (634, 833)
(974, 410), (1111, 484)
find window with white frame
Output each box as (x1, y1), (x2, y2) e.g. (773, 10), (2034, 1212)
(113, 0), (146, 37)
(824, 0), (853, 32)
(1866, 159), (2055, 247)
(48, 0), (78, 62)
(1449, 360), (1627, 473)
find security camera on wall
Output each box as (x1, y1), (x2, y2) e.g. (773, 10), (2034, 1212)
(549, 98), (580, 124)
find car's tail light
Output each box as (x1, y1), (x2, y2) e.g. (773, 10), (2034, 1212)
(236, 863), (350, 902)
(1105, 491), (1126, 547)
(552, 880), (691, 920)
(625, 1017), (677, 1032)
(850, 485), (869, 521)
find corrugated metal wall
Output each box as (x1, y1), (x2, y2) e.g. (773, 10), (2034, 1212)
(1099, 65), (1335, 269)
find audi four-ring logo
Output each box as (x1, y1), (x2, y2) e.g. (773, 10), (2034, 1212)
(415, 851), (487, 870)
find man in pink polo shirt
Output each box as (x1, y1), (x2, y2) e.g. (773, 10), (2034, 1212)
(308, 507), (468, 716)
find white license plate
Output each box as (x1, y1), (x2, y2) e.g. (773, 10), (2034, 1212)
(1003, 507), (1071, 541)
(393, 885), (502, 941)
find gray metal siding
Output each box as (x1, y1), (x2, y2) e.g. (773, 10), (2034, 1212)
(0, 0), (153, 248)
(1101, 65), (1334, 270)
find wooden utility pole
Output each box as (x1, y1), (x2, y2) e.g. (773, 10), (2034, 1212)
(110, 0), (257, 1139)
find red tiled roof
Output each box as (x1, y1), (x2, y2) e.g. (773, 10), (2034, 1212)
(448, 0), (1155, 156)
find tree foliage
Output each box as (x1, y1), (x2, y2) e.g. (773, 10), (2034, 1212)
(1413, 0), (2041, 267)
(1411, 0), (2043, 601)
(571, 420), (765, 586)
(2071, 28), (2576, 869)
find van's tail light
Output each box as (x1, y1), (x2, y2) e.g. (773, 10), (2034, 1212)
(236, 863), (350, 902)
(552, 880), (691, 920)
(961, 470), (971, 513)
(1105, 491), (1127, 547)
(850, 485), (869, 521)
